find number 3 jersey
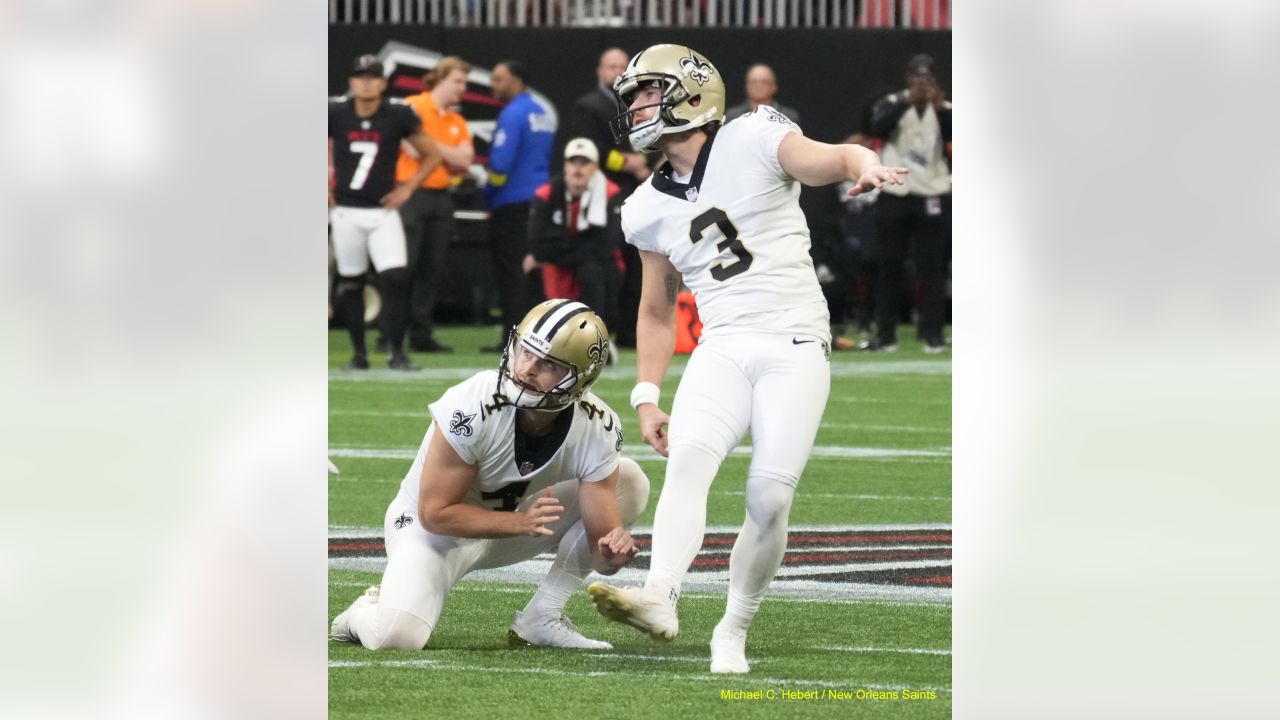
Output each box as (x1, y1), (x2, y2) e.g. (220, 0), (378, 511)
(621, 106), (830, 341)
(394, 370), (625, 519)
(328, 97), (421, 208)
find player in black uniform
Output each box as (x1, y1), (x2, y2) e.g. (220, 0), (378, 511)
(329, 55), (442, 370)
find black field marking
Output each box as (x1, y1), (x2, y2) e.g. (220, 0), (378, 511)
(330, 527), (952, 589)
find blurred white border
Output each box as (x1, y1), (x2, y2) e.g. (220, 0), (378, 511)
(0, 2), (327, 718)
(956, 1), (1280, 717)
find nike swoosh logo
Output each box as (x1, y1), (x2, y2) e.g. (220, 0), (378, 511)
(792, 338), (815, 345)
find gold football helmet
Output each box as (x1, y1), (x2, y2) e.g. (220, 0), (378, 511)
(497, 299), (611, 411)
(610, 44), (725, 151)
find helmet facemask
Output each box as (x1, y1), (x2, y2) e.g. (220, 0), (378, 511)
(611, 76), (683, 151)
(497, 330), (580, 412)
(610, 45), (725, 152)
(494, 299), (610, 413)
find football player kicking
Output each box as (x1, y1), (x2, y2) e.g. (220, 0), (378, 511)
(332, 300), (649, 650)
(585, 45), (907, 673)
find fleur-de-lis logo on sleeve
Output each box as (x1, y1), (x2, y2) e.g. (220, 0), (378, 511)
(449, 410), (475, 437)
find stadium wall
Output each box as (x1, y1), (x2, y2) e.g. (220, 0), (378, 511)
(328, 27), (951, 144)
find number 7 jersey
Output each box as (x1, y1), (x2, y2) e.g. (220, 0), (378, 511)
(328, 96), (421, 208)
(621, 106), (830, 341)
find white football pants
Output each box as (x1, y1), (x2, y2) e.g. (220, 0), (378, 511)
(346, 458), (650, 650)
(643, 332), (830, 628)
(329, 206), (408, 276)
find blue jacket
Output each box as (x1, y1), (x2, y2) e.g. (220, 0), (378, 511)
(484, 91), (557, 209)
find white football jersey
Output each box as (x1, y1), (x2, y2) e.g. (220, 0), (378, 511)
(394, 371), (624, 518)
(621, 106), (830, 340)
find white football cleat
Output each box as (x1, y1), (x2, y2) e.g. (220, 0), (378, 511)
(507, 611), (613, 650)
(709, 622), (751, 674)
(586, 582), (679, 641)
(330, 585), (379, 643)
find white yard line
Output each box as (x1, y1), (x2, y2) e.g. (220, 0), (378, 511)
(326, 658), (952, 694)
(331, 410), (430, 418)
(821, 422), (951, 433)
(328, 445), (951, 461)
(818, 645), (951, 656)
(329, 413), (951, 437)
(327, 360), (950, 383)
(329, 522), (951, 537)
(329, 578), (951, 608)
(715, 490), (949, 501)
(328, 579), (954, 602)
(329, 558), (951, 604)
(586, 653), (708, 663)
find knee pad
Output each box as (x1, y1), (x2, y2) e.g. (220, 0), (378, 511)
(616, 457), (651, 525)
(337, 274), (366, 296)
(364, 608), (433, 651)
(744, 469), (798, 530)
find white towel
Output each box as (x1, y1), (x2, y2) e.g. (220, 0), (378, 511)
(569, 172), (609, 233)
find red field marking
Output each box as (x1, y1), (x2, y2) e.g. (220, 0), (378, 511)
(330, 542), (384, 553)
(906, 576), (952, 585)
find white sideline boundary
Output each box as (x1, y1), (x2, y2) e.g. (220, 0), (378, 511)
(819, 645), (951, 656)
(327, 658), (952, 695)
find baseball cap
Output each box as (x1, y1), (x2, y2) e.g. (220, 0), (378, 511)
(564, 138), (599, 163)
(351, 55), (384, 77)
(906, 54), (935, 77)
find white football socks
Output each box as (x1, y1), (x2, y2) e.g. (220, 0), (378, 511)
(523, 521), (591, 618)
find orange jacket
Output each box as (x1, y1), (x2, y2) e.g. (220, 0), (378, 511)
(395, 92), (471, 190)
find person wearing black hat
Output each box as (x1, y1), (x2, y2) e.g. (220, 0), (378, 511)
(329, 55), (443, 370)
(865, 54), (952, 353)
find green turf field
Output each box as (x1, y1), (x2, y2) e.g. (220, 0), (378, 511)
(329, 325), (951, 718)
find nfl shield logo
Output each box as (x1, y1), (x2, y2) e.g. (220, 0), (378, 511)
(518, 461), (535, 476)
(685, 186), (699, 202)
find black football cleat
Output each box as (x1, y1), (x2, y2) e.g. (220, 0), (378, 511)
(388, 354), (420, 371)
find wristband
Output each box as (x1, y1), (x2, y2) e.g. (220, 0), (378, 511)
(629, 382), (660, 410)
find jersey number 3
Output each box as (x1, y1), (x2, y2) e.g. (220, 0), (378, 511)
(689, 207), (753, 281)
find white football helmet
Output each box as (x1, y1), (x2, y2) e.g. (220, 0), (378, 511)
(610, 44), (726, 152)
(497, 299), (611, 412)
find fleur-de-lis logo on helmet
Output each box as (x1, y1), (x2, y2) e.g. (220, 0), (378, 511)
(586, 333), (608, 365)
(680, 53), (714, 86)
